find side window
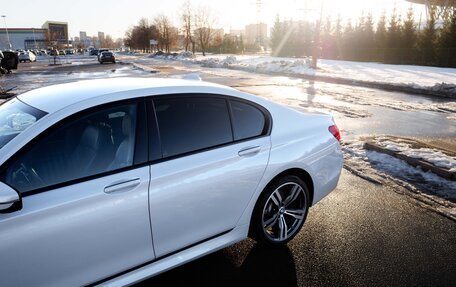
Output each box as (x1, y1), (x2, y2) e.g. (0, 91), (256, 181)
(1, 103), (137, 193)
(154, 97), (233, 158)
(230, 100), (266, 141)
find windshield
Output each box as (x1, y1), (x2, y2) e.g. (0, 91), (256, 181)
(0, 99), (47, 149)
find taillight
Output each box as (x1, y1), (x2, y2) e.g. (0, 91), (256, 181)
(329, 125), (341, 142)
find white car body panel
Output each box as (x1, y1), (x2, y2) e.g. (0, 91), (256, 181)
(149, 136), (270, 257)
(0, 78), (343, 286)
(18, 51), (36, 62)
(0, 167), (154, 287)
(100, 224), (250, 287)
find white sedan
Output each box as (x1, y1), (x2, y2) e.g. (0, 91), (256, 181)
(18, 51), (37, 63)
(0, 78), (343, 287)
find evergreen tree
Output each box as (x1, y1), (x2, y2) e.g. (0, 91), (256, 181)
(418, 7), (437, 65)
(364, 13), (375, 47)
(375, 11), (387, 62)
(322, 16), (336, 59)
(386, 6), (402, 63)
(334, 14), (343, 59)
(301, 21), (314, 57)
(354, 14), (366, 60)
(341, 19), (355, 60)
(270, 15), (284, 56)
(437, 14), (456, 67)
(401, 7), (417, 64)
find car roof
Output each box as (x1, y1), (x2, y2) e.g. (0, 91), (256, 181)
(18, 77), (236, 114)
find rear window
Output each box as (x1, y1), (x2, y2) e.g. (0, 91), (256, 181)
(230, 100), (266, 141)
(154, 97), (233, 158)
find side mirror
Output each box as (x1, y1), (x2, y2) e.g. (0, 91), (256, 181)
(0, 182), (20, 212)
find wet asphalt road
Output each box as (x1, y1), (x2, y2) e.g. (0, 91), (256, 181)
(2, 56), (455, 286)
(135, 170), (456, 287)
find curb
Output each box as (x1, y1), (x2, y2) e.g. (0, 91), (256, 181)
(363, 142), (456, 181)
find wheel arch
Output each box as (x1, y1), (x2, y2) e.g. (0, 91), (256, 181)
(265, 168), (314, 205)
(249, 167), (314, 225)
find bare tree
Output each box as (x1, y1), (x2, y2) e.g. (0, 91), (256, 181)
(124, 18), (159, 52)
(181, 0), (195, 53)
(102, 35), (115, 49)
(194, 6), (217, 56)
(154, 14), (177, 53)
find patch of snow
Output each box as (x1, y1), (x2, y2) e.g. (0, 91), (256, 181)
(145, 53), (456, 94)
(343, 141), (456, 201)
(150, 51), (194, 60)
(383, 143), (403, 152)
(374, 139), (456, 171)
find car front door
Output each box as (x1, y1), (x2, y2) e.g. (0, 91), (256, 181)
(0, 100), (154, 287)
(148, 95), (271, 257)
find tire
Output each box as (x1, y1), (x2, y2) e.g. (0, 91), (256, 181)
(250, 175), (310, 246)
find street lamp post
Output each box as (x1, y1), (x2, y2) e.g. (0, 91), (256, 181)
(311, 0), (324, 69)
(1, 15), (12, 50)
(33, 28), (37, 50)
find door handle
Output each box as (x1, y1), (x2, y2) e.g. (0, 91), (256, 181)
(238, 146), (261, 157)
(104, 178), (141, 194)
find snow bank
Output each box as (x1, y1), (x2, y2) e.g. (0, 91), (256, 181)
(343, 141), (456, 201)
(317, 59), (456, 91)
(197, 56), (315, 76)
(378, 139), (456, 172)
(145, 53), (456, 96)
(149, 51), (194, 60)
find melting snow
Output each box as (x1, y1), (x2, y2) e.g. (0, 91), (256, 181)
(343, 141), (456, 201)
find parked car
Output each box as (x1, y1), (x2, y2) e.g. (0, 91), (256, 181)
(99, 51), (116, 64)
(18, 51), (36, 63)
(0, 51), (19, 73)
(58, 50), (66, 56)
(97, 48), (109, 60)
(0, 78), (343, 287)
(90, 48), (99, 56)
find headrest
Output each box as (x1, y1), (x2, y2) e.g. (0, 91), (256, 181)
(80, 125), (100, 149)
(122, 115), (132, 136)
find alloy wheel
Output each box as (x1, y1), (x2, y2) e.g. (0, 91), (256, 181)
(262, 182), (307, 242)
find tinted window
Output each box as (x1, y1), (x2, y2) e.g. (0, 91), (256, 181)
(230, 100), (266, 141)
(1, 103), (137, 193)
(154, 97), (233, 157)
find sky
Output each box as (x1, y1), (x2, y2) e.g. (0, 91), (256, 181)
(0, 0), (427, 39)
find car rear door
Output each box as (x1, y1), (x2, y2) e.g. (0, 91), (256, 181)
(0, 100), (154, 287)
(147, 95), (272, 257)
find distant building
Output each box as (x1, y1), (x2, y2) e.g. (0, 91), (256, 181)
(229, 29), (245, 37)
(98, 32), (105, 42)
(80, 31), (87, 40)
(42, 21), (69, 47)
(244, 23), (267, 46)
(0, 28), (47, 50)
(78, 31), (93, 48)
(0, 21), (71, 50)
